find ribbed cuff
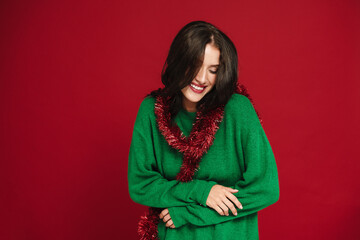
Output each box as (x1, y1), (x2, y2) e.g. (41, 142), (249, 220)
(167, 206), (186, 228)
(169, 180), (217, 228)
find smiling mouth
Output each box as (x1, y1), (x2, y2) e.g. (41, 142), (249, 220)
(190, 83), (206, 93)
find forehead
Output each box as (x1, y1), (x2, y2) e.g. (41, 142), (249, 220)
(202, 44), (220, 65)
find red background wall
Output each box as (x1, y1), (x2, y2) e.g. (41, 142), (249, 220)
(1, 0), (359, 239)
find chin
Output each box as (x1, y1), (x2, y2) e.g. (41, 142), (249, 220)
(183, 87), (207, 103)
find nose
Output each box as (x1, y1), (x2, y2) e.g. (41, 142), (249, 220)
(195, 67), (206, 84)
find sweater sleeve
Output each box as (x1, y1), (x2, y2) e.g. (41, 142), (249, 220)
(167, 96), (280, 228)
(127, 97), (218, 208)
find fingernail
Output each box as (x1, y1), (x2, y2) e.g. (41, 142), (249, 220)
(240, 206), (243, 209)
(234, 212), (237, 216)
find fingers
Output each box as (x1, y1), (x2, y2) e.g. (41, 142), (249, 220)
(227, 187), (239, 193)
(222, 197), (237, 216)
(163, 213), (171, 223)
(159, 208), (176, 228)
(165, 219), (175, 228)
(159, 209), (169, 219)
(206, 185), (244, 217)
(225, 191), (243, 210)
(213, 204), (225, 216)
(218, 201), (229, 216)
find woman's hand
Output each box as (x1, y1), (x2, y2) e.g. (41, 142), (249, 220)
(159, 208), (176, 228)
(206, 184), (243, 216)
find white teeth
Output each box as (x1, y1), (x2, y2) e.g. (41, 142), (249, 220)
(190, 83), (204, 90)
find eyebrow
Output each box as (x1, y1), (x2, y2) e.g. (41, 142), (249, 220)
(208, 64), (219, 67)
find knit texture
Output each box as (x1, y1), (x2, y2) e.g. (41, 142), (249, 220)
(128, 93), (280, 240)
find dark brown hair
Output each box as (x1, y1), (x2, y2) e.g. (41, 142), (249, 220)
(147, 20), (239, 120)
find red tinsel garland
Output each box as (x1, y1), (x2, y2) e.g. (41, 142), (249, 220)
(137, 82), (262, 240)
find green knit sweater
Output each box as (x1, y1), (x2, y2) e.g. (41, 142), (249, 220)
(128, 93), (280, 240)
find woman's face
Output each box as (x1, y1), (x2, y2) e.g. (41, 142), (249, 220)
(181, 43), (220, 112)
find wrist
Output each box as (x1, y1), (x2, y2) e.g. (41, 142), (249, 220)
(199, 181), (218, 207)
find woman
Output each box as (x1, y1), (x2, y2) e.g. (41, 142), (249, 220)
(128, 21), (280, 240)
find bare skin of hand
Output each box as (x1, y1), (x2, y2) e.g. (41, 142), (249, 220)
(159, 208), (176, 228)
(206, 184), (243, 216)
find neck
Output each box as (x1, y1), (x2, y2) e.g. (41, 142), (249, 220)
(182, 97), (197, 112)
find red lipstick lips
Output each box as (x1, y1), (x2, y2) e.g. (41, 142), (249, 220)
(190, 82), (206, 93)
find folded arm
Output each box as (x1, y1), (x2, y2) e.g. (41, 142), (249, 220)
(167, 97), (280, 227)
(127, 98), (218, 208)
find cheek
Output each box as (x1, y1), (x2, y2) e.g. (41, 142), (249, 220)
(209, 77), (216, 88)
(181, 86), (189, 94)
